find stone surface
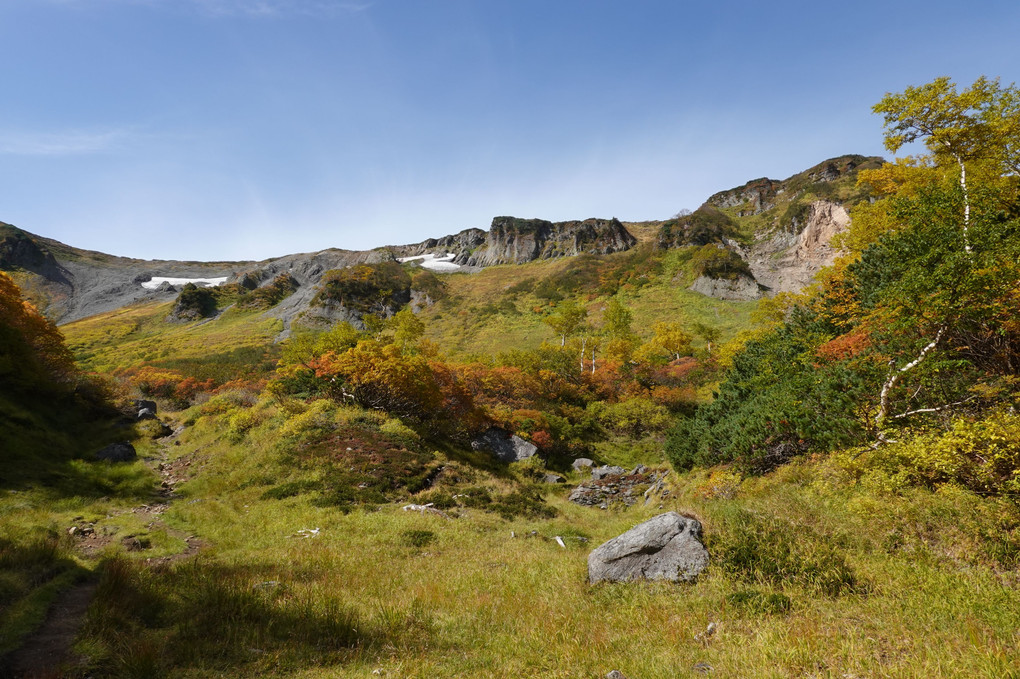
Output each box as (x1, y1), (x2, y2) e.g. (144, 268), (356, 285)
(133, 399), (157, 415)
(742, 199), (851, 294)
(591, 465), (626, 480)
(568, 468), (669, 509)
(588, 512), (709, 584)
(94, 441), (137, 463)
(571, 457), (594, 471)
(542, 473), (566, 484)
(688, 273), (762, 301)
(470, 427), (538, 463)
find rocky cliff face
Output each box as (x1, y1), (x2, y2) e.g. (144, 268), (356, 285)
(662, 154), (883, 300)
(706, 178), (782, 216)
(469, 217), (636, 266)
(392, 217), (637, 267)
(738, 200), (851, 294)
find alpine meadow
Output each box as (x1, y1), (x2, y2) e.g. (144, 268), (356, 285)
(3, 76), (1020, 679)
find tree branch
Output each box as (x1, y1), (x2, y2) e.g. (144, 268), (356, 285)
(875, 325), (947, 429)
(891, 396), (975, 420)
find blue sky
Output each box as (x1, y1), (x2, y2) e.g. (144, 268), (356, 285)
(2, 0), (1019, 261)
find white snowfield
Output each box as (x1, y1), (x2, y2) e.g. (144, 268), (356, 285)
(140, 276), (229, 290)
(396, 253), (461, 271)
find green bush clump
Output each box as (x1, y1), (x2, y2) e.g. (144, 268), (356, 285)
(237, 273), (298, 310)
(688, 244), (752, 280)
(666, 316), (869, 474)
(169, 283), (218, 321)
(726, 589), (793, 615)
(709, 508), (865, 597)
(313, 262), (412, 312)
(399, 529), (436, 549)
(410, 269), (446, 302)
(657, 205), (737, 249)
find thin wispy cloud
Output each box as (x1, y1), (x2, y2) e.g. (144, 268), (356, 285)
(41, 0), (371, 17)
(0, 129), (132, 156)
(192, 0), (371, 17)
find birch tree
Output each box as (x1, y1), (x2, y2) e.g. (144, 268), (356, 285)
(871, 76), (1020, 430)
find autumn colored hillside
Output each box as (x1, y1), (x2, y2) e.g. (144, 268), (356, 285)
(2, 77), (1020, 678)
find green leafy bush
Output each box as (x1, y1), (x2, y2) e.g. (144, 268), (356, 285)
(666, 316), (870, 473)
(726, 589), (793, 616)
(838, 410), (1020, 495)
(399, 530), (436, 549)
(169, 283), (217, 321)
(237, 273), (298, 310)
(313, 262), (412, 312)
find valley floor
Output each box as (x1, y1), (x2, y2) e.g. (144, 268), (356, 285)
(5, 399), (1018, 679)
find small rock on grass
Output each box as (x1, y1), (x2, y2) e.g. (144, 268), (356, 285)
(94, 441), (137, 462)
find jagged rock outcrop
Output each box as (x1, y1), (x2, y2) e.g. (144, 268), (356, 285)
(467, 217), (636, 266)
(664, 155), (883, 300)
(392, 217), (637, 268)
(94, 442), (137, 463)
(471, 427), (539, 463)
(392, 228), (487, 264)
(706, 178), (782, 216)
(568, 466), (670, 509)
(0, 233), (58, 272)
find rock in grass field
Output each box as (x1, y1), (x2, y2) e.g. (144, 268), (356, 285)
(470, 426), (538, 462)
(588, 512), (709, 584)
(94, 441), (137, 462)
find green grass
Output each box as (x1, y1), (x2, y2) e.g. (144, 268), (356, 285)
(418, 251), (755, 360)
(46, 398), (1020, 678)
(62, 300), (283, 375)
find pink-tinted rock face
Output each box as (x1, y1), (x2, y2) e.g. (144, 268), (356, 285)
(743, 199), (851, 295)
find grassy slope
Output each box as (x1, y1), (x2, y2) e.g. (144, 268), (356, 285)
(61, 398), (1020, 678)
(419, 251), (755, 360)
(63, 300), (284, 375)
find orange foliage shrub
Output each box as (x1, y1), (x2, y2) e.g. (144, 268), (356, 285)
(0, 272), (75, 391)
(815, 330), (872, 362)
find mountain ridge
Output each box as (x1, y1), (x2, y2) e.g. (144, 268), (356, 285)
(0, 153), (882, 324)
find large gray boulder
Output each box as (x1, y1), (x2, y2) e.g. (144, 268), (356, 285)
(588, 512), (709, 584)
(94, 441), (137, 463)
(471, 427), (538, 463)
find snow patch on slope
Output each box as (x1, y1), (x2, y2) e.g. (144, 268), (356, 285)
(140, 276), (229, 290)
(397, 253), (461, 272)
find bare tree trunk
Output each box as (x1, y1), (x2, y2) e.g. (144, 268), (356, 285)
(580, 336), (587, 371)
(956, 154), (973, 256)
(875, 326), (946, 430)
